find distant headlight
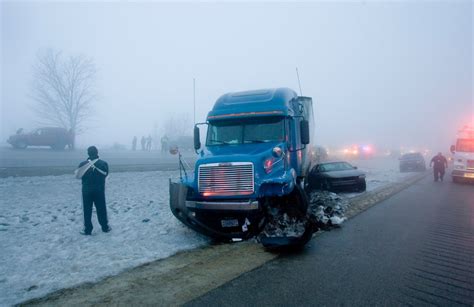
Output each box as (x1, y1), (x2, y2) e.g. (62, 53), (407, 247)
(454, 165), (464, 170)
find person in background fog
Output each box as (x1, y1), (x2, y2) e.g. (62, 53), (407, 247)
(430, 152), (448, 182)
(146, 135), (152, 151)
(76, 146), (111, 235)
(161, 135), (169, 153)
(141, 136), (146, 151)
(132, 136), (137, 151)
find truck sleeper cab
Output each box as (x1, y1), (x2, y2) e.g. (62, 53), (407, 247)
(170, 88), (314, 244)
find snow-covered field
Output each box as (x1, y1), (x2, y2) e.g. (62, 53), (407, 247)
(0, 171), (209, 306)
(0, 157), (418, 306)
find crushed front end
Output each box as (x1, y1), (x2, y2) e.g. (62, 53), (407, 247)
(170, 155), (298, 241)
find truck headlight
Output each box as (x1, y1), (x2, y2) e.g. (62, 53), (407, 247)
(264, 158), (274, 174)
(358, 175), (366, 179)
(455, 165), (464, 170)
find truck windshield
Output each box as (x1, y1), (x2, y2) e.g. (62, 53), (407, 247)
(456, 139), (474, 152)
(207, 117), (285, 146)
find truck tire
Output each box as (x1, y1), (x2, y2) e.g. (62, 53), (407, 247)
(260, 184), (312, 249)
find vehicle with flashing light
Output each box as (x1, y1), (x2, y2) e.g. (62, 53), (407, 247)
(342, 144), (374, 159)
(450, 125), (474, 183)
(169, 88), (315, 248)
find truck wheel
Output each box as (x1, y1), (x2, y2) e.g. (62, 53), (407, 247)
(259, 184), (312, 249)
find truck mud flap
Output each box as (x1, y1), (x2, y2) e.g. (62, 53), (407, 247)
(259, 184), (314, 249)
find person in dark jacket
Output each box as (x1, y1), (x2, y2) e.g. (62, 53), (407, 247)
(78, 146), (111, 235)
(132, 136), (137, 151)
(430, 152), (448, 182)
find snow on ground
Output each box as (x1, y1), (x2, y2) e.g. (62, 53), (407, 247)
(340, 157), (419, 198)
(0, 157), (421, 306)
(0, 171), (209, 306)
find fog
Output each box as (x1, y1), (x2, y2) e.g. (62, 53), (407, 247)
(1, 1), (473, 152)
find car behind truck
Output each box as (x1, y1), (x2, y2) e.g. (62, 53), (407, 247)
(170, 88), (315, 248)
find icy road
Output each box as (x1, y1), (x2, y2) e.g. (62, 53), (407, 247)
(0, 158), (414, 306)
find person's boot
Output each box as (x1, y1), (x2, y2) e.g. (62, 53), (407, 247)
(80, 229), (92, 235)
(102, 226), (112, 233)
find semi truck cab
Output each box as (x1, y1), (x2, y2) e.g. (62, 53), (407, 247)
(170, 88), (315, 246)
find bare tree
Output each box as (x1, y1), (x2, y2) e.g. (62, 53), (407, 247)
(162, 113), (192, 139)
(31, 49), (97, 148)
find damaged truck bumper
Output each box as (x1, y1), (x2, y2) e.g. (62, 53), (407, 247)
(169, 180), (264, 240)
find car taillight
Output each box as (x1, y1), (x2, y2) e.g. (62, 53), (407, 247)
(264, 158), (274, 174)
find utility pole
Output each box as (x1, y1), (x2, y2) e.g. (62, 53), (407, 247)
(296, 67), (303, 96)
(193, 78), (196, 125)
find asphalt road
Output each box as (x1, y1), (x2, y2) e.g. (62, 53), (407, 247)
(0, 147), (194, 167)
(188, 175), (474, 306)
(0, 147), (196, 177)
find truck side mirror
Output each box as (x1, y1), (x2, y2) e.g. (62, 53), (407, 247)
(300, 120), (310, 145)
(194, 126), (201, 150)
(450, 145), (455, 154)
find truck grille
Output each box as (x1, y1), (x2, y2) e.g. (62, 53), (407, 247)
(198, 162), (254, 196)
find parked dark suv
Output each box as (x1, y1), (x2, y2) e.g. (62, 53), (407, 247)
(7, 127), (74, 150)
(399, 152), (426, 172)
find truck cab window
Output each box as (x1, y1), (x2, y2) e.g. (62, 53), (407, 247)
(206, 117), (285, 146)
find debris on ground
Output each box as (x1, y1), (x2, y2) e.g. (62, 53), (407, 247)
(259, 190), (349, 240)
(261, 213), (307, 238)
(308, 191), (349, 231)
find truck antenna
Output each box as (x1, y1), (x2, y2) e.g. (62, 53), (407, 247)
(296, 67), (303, 96)
(193, 78), (196, 125)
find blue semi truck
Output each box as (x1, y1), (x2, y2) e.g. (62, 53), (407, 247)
(170, 88), (315, 247)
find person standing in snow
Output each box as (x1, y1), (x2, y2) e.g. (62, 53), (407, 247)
(141, 136), (146, 151)
(146, 135), (152, 151)
(132, 136), (137, 151)
(430, 152), (448, 182)
(161, 135), (169, 153)
(76, 146), (111, 235)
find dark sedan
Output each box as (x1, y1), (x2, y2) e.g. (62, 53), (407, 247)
(307, 161), (366, 192)
(399, 152), (426, 172)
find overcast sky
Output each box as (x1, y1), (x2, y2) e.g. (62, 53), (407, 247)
(1, 1), (472, 151)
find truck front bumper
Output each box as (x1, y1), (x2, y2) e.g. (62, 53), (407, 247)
(452, 169), (474, 179)
(185, 200), (259, 210)
(170, 181), (264, 240)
